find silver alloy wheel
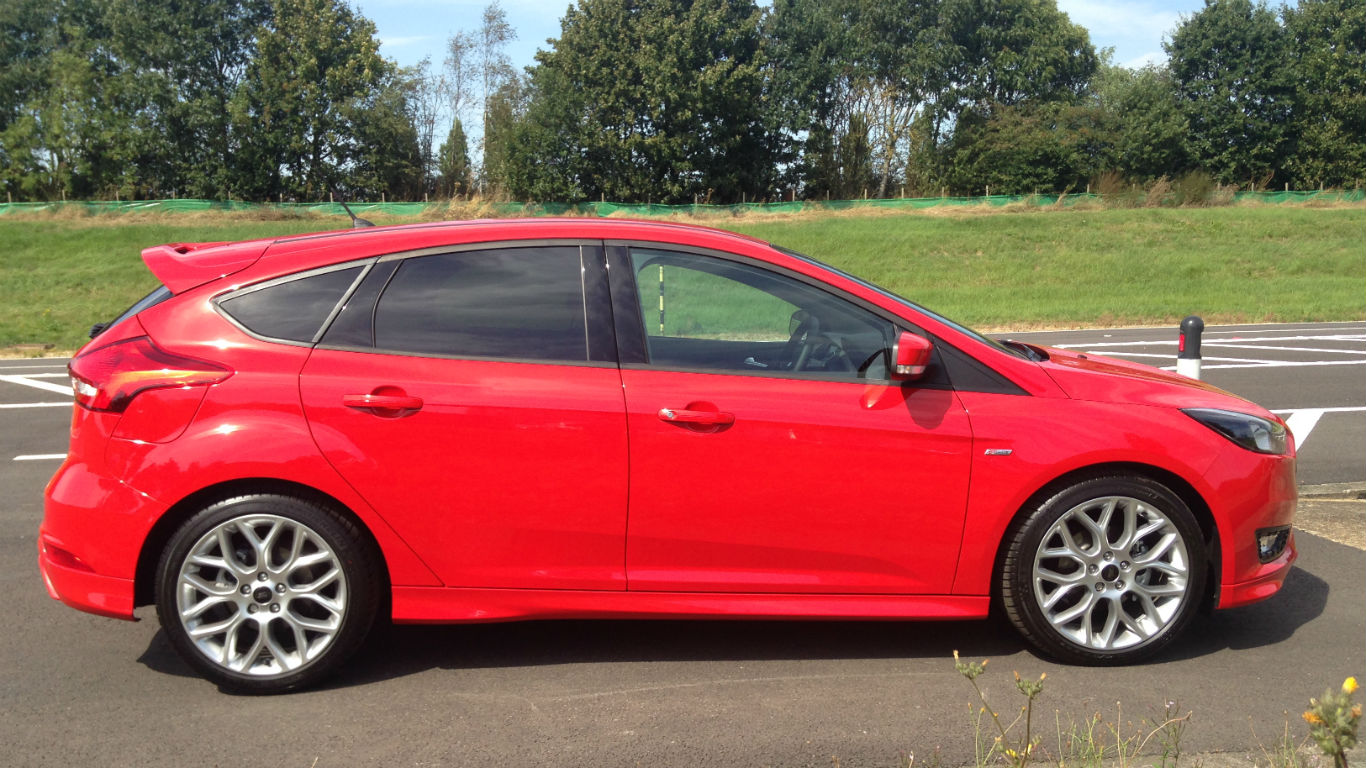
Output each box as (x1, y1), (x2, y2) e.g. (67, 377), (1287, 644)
(1031, 495), (1190, 652)
(175, 513), (348, 677)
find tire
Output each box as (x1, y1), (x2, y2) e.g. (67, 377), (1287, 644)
(155, 494), (381, 693)
(1000, 475), (1207, 665)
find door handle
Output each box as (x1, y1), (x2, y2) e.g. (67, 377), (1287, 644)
(343, 392), (424, 415)
(658, 407), (735, 426)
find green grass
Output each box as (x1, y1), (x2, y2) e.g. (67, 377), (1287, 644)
(0, 205), (1362, 353)
(727, 205), (1366, 330)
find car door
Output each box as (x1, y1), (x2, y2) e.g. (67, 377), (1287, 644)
(299, 243), (629, 590)
(610, 245), (974, 594)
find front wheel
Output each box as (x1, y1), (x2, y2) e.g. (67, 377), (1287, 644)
(1001, 475), (1207, 664)
(155, 494), (381, 693)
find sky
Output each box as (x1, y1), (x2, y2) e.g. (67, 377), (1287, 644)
(360, 0), (1210, 79)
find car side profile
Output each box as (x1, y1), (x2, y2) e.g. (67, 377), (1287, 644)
(40, 218), (1297, 693)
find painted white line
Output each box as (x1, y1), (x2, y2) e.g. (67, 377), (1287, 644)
(1202, 343), (1366, 355)
(0, 365), (68, 371)
(13, 454), (66, 461)
(1282, 410), (1325, 448)
(0, 402), (70, 409)
(1097, 352), (1273, 363)
(1271, 407), (1366, 415)
(1060, 334), (1366, 349)
(0, 374), (72, 396)
(1160, 360), (1366, 371)
(1262, 407), (1366, 451)
(21, 372), (73, 378)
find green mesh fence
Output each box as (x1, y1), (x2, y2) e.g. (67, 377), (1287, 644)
(0, 189), (1360, 218)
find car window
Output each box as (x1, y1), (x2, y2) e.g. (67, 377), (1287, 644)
(372, 246), (588, 362)
(217, 266), (364, 343)
(629, 248), (896, 379)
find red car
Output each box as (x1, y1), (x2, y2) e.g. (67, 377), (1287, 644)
(40, 219), (1296, 693)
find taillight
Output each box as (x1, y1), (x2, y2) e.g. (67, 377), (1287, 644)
(69, 336), (232, 413)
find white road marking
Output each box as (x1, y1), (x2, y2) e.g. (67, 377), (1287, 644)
(0, 402), (70, 409)
(1282, 410), (1325, 448)
(19, 373), (73, 379)
(1270, 407), (1366, 450)
(1202, 343), (1366, 355)
(13, 454), (66, 461)
(1161, 360), (1366, 371)
(0, 374), (72, 396)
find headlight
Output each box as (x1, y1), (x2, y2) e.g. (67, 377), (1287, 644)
(1182, 408), (1288, 455)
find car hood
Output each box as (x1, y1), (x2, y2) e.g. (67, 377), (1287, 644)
(1034, 345), (1276, 419)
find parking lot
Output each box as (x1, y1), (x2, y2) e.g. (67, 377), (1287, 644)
(2, 321), (1362, 767)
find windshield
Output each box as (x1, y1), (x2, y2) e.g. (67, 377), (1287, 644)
(776, 246), (1028, 359)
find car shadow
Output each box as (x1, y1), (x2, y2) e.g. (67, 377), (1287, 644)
(136, 564), (1327, 691)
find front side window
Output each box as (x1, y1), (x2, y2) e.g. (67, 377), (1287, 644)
(372, 246), (587, 362)
(629, 248), (896, 380)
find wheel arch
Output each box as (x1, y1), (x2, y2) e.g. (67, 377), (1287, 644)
(989, 461), (1222, 612)
(133, 478), (392, 609)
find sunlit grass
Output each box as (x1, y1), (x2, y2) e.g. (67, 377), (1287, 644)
(1, 205), (1362, 353)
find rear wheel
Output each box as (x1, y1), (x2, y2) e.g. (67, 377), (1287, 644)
(1001, 475), (1207, 664)
(155, 494), (380, 693)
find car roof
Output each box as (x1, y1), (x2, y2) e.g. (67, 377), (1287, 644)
(144, 218), (773, 294)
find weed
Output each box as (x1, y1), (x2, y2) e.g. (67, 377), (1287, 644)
(1304, 677), (1362, 768)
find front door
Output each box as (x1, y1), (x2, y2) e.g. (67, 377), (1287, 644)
(616, 247), (974, 594)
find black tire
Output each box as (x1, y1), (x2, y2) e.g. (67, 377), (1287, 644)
(155, 494), (381, 694)
(1000, 475), (1207, 665)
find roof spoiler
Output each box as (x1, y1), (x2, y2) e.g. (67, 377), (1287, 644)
(141, 241), (271, 294)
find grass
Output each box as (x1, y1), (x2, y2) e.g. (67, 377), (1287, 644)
(0, 204), (1362, 353)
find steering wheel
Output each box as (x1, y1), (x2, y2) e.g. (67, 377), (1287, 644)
(781, 311), (821, 371)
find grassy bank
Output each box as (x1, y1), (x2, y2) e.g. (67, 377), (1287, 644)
(0, 204), (1362, 353)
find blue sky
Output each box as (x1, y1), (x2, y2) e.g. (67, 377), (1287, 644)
(360, 0), (1208, 78)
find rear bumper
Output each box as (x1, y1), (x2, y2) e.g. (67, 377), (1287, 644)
(38, 535), (136, 620)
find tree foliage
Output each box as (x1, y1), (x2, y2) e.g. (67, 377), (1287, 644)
(0, 0), (1361, 202)
(506, 0), (783, 203)
(1166, 0), (1294, 186)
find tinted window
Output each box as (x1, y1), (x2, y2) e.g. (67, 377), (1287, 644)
(629, 248), (896, 379)
(373, 247), (587, 362)
(219, 266), (363, 343)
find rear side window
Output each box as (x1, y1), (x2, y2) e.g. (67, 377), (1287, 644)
(218, 266), (364, 343)
(372, 247), (587, 362)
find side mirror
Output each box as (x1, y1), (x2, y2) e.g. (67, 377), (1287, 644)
(890, 331), (933, 381)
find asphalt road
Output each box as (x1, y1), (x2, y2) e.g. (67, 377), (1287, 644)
(2, 322), (1362, 767)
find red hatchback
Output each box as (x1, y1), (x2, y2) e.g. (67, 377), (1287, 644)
(41, 219), (1297, 692)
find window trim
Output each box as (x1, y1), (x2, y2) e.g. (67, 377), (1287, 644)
(212, 259), (375, 347)
(605, 240), (1026, 395)
(318, 240), (609, 366)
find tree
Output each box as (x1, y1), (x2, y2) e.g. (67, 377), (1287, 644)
(944, 101), (1115, 194)
(232, 0), (403, 200)
(437, 118), (472, 197)
(1166, 0), (1294, 186)
(768, 0), (948, 199)
(508, 0), (783, 203)
(1283, 0), (1366, 188)
(105, 0), (271, 198)
(1090, 62), (1188, 183)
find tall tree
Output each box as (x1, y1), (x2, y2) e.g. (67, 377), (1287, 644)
(508, 0), (783, 203)
(232, 0), (400, 200)
(1283, 0), (1366, 188)
(475, 2), (517, 192)
(437, 117), (472, 197)
(1166, 0), (1293, 186)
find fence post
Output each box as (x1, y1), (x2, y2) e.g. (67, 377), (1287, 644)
(1177, 316), (1204, 380)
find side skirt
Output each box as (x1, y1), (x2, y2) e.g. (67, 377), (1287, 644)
(391, 587), (989, 624)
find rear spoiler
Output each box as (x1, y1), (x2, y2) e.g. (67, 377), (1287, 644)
(141, 241), (272, 294)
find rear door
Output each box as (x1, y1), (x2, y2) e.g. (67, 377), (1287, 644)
(299, 243), (629, 590)
(611, 245), (974, 595)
